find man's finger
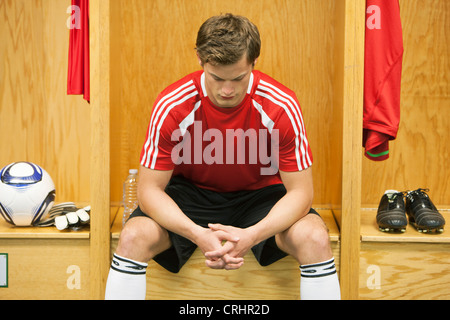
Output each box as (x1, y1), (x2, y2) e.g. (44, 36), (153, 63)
(224, 261), (244, 270)
(214, 230), (240, 242)
(205, 258), (225, 269)
(205, 255), (244, 270)
(222, 254), (244, 265)
(204, 241), (236, 259)
(209, 223), (233, 233)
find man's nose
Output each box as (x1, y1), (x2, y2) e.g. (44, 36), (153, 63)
(222, 83), (234, 96)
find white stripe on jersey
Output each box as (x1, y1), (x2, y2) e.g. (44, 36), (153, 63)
(179, 100), (202, 136)
(141, 80), (198, 168)
(252, 100), (275, 133)
(256, 80), (312, 170)
(247, 73), (254, 94)
(200, 72), (207, 97)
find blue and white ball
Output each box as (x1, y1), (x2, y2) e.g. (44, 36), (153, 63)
(0, 162), (55, 226)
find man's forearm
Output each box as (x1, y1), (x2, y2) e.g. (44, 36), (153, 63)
(246, 188), (312, 245)
(245, 168), (315, 245)
(138, 186), (204, 243)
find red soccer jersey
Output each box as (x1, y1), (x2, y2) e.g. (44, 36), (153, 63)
(140, 70), (312, 192)
(363, 0), (403, 161)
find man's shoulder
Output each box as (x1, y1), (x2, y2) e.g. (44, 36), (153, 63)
(156, 71), (203, 102)
(252, 70), (297, 98)
(251, 70), (300, 116)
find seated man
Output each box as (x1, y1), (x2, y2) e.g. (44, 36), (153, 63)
(105, 13), (340, 300)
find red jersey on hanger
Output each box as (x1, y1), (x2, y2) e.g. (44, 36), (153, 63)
(363, 0), (404, 161)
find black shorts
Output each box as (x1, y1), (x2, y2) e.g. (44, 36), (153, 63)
(129, 176), (319, 273)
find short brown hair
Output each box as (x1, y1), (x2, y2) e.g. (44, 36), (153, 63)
(195, 13), (261, 66)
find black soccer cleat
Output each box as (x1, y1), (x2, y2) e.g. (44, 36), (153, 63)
(405, 188), (445, 234)
(376, 190), (408, 233)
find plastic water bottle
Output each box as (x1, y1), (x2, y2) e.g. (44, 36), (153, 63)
(122, 169), (138, 226)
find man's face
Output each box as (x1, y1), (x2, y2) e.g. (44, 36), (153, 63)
(201, 55), (254, 108)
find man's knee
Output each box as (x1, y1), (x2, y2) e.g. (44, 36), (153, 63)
(301, 222), (331, 250)
(277, 214), (332, 264)
(118, 223), (144, 249)
(116, 217), (170, 262)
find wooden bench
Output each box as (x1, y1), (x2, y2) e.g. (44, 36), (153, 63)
(359, 207), (450, 300)
(111, 207), (340, 300)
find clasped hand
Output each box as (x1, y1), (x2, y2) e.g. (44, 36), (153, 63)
(198, 223), (256, 270)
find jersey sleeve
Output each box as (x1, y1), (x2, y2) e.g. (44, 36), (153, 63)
(140, 75), (200, 170)
(273, 96), (313, 172)
(140, 102), (178, 171)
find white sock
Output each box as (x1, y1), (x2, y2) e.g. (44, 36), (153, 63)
(299, 258), (341, 300)
(105, 253), (148, 300)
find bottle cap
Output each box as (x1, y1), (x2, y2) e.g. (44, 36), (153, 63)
(129, 169), (138, 174)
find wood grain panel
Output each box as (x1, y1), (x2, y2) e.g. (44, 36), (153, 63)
(360, 242), (450, 300)
(109, 0), (340, 205)
(361, 0), (450, 206)
(360, 208), (450, 300)
(336, 0), (365, 300)
(89, 0), (112, 300)
(0, 238), (90, 300)
(0, 0), (91, 202)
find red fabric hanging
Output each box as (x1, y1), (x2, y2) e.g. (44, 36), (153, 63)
(67, 0), (90, 102)
(363, 0), (404, 161)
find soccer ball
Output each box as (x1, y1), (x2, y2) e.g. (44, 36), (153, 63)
(0, 162), (56, 226)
